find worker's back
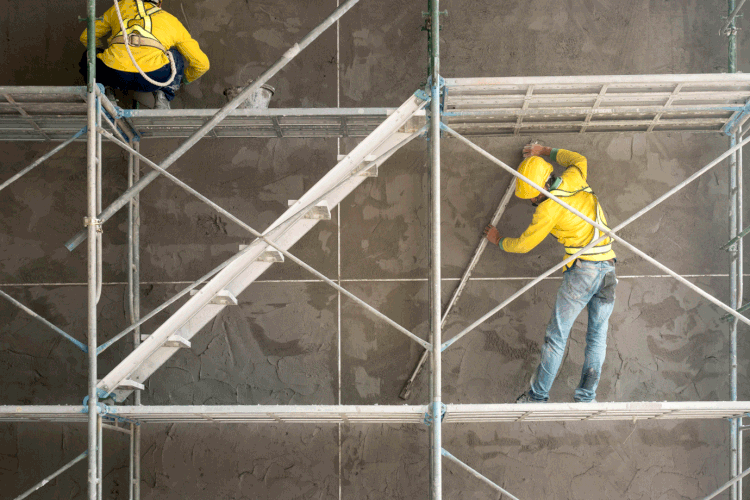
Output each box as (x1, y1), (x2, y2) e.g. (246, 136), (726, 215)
(79, 0), (209, 83)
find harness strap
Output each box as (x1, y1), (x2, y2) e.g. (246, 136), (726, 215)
(110, 0), (165, 52)
(549, 185), (613, 256)
(110, 34), (166, 51)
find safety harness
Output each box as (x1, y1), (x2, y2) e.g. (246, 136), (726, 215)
(549, 185), (613, 256)
(110, 0), (166, 52)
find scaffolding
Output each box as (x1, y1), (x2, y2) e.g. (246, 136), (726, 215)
(2, 1), (750, 499)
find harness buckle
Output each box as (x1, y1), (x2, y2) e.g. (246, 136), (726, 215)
(128, 34), (143, 47)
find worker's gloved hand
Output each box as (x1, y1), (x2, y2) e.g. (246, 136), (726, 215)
(523, 143), (549, 158)
(483, 224), (502, 246)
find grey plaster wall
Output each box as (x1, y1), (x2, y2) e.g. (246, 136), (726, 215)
(2, 0), (750, 499)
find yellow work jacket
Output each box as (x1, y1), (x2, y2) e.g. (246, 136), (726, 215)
(79, 0), (209, 83)
(501, 149), (616, 270)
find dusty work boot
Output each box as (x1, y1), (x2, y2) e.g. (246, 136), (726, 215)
(516, 392), (547, 403)
(153, 90), (170, 110)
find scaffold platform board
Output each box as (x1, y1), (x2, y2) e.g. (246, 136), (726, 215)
(5, 75), (750, 141)
(443, 74), (750, 135)
(2, 402), (748, 424)
(0, 86), (400, 141)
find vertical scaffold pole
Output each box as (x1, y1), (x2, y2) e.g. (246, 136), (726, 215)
(428, 0), (442, 498)
(737, 128), (744, 500)
(131, 141), (142, 500)
(85, 1), (99, 499)
(728, 3), (739, 499)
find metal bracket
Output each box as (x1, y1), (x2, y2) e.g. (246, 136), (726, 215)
(423, 402), (447, 426)
(83, 217), (103, 233)
(245, 247), (285, 262)
(337, 154), (379, 177)
(723, 99), (750, 136)
(287, 200), (331, 220)
(140, 333), (191, 348)
(118, 379), (145, 391)
(414, 89), (431, 102)
(188, 288), (239, 305)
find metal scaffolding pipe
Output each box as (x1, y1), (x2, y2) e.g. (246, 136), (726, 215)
(723, 0), (748, 35)
(0, 127), (86, 194)
(703, 464), (750, 500)
(728, 3), (740, 497)
(0, 289), (87, 351)
(429, 0), (442, 498)
(97, 415), (103, 500)
(85, 2), (98, 499)
(441, 124), (750, 350)
(132, 141), (142, 500)
(65, 0), (363, 252)
(12, 451), (88, 500)
(96, 126), (431, 351)
(441, 448), (520, 500)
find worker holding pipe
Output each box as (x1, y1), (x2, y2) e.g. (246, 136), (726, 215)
(484, 144), (617, 403)
(79, 0), (209, 109)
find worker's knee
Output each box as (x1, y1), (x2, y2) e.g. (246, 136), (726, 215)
(543, 334), (565, 353)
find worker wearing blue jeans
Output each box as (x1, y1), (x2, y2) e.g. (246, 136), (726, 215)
(529, 259), (616, 402)
(484, 144), (617, 403)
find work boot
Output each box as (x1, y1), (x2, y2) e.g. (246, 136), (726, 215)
(153, 90), (170, 110)
(515, 392), (547, 403)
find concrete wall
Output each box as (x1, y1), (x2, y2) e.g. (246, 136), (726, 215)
(1, 0), (750, 498)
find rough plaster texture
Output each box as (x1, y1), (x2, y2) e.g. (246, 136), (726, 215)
(2, 0), (750, 498)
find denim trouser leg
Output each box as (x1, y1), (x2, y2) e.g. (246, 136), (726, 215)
(528, 260), (617, 402)
(575, 286), (616, 401)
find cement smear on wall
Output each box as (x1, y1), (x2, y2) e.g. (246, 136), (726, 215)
(2, 0), (750, 498)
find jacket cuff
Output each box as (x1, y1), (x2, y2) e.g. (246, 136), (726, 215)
(550, 148), (560, 162)
(498, 238), (505, 250)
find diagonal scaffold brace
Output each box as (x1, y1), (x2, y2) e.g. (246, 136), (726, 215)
(399, 176), (516, 400)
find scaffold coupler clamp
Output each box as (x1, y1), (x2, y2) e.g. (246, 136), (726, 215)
(421, 9), (448, 32)
(84, 216), (103, 233)
(423, 402), (447, 426)
(81, 396), (112, 416)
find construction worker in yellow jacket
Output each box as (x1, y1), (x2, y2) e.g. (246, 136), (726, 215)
(79, 0), (209, 109)
(484, 144), (617, 403)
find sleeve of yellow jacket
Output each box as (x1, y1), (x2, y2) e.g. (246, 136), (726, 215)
(501, 202), (558, 253)
(551, 148), (587, 181)
(170, 18), (210, 83)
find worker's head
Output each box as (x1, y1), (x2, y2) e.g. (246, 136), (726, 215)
(515, 156), (554, 205)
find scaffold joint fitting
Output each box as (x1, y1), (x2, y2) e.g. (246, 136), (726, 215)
(423, 402), (447, 426)
(84, 217), (103, 233)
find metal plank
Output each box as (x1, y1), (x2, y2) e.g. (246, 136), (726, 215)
(2, 401), (749, 424)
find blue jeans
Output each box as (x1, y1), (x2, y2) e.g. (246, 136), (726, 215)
(79, 48), (185, 101)
(527, 259), (617, 402)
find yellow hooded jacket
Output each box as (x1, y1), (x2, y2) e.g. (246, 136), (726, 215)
(501, 149), (616, 270)
(79, 0), (209, 83)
